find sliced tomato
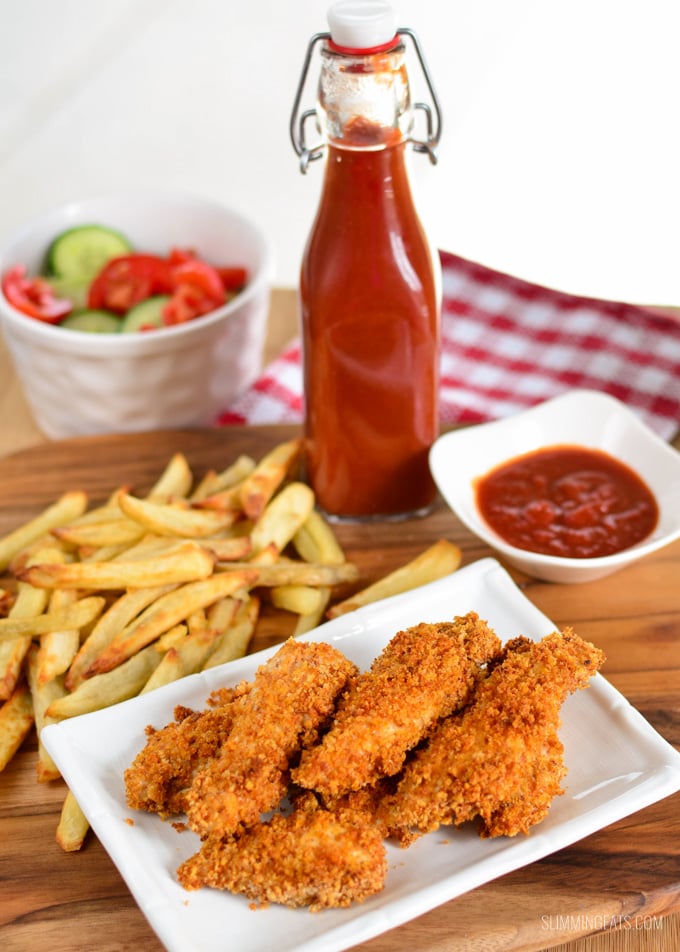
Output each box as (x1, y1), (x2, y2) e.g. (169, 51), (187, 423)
(87, 255), (173, 313)
(161, 257), (227, 325)
(3, 245), (247, 332)
(167, 247), (196, 267)
(1, 265), (72, 323)
(216, 266), (248, 291)
(161, 284), (218, 325)
(170, 259), (226, 302)
(169, 249), (246, 292)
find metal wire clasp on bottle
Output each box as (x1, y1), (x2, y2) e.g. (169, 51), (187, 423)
(289, 27), (443, 174)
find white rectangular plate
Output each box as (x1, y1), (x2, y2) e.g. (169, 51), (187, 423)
(43, 558), (680, 952)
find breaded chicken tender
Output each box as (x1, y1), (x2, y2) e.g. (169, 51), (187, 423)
(185, 639), (357, 840)
(124, 683), (249, 817)
(309, 779), (396, 839)
(380, 629), (605, 843)
(177, 805), (387, 910)
(292, 613), (501, 797)
(125, 614), (608, 912)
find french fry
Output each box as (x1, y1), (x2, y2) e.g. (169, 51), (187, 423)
(52, 519), (145, 549)
(36, 587), (80, 685)
(191, 454), (256, 501)
(293, 589), (332, 636)
(158, 598), (247, 671)
(61, 503), (126, 527)
(109, 534), (177, 561)
(227, 560), (360, 587)
(0, 681), (34, 771)
(84, 568), (258, 676)
(65, 585), (177, 691)
(140, 646), (185, 693)
(155, 624), (189, 651)
(202, 536), (253, 562)
(327, 539), (463, 618)
(202, 595), (260, 669)
(145, 452), (194, 501)
(80, 543), (136, 563)
(18, 540), (216, 591)
(0, 596), (106, 643)
(270, 584), (325, 616)
(47, 644), (163, 718)
(7, 532), (59, 578)
(26, 644), (66, 782)
(193, 458), (258, 511)
(25, 549), (80, 684)
(206, 596), (242, 634)
(117, 490), (238, 538)
(189, 469), (221, 502)
(192, 485), (243, 513)
(248, 542), (282, 567)
(0, 491), (88, 572)
(186, 608), (208, 636)
(0, 550), (53, 700)
(7, 535), (72, 576)
(0, 633), (32, 701)
(142, 626), (222, 693)
(292, 509), (346, 635)
(239, 438), (303, 520)
(56, 789), (90, 852)
(62, 503), (132, 560)
(250, 482), (315, 554)
(293, 509), (346, 565)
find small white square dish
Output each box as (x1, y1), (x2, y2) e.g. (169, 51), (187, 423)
(42, 559), (680, 952)
(429, 389), (680, 583)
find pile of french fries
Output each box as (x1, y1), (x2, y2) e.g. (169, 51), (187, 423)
(0, 436), (462, 852)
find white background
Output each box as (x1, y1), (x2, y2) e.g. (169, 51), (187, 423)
(1, 0), (679, 304)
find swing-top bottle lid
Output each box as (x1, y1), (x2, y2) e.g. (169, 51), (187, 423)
(327, 1), (398, 52)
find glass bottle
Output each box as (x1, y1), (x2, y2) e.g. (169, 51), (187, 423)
(291, 0), (442, 520)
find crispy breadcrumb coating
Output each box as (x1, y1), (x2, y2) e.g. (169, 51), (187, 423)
(380, 629), (605, 843)
(185, 639), (357, 840)
(309, 780), (396, 839)
(292, 613), (501, 797)
(123, 683), (249, 817)
(124, 620), (606, 912)
(177, 806), (387, 910)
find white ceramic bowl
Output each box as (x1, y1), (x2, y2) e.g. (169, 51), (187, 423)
(429, 389), (680, 583)
(0, 191), (274, 439)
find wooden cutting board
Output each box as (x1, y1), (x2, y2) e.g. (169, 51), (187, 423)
(1, 426), (679, 952)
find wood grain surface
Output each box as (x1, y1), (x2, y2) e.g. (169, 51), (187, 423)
(1, 425), (679, 952)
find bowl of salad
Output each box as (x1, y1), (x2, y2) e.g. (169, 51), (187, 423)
(0, 191), (274, 438)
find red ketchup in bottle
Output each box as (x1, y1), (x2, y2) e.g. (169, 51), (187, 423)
(291, 1), (442, 520)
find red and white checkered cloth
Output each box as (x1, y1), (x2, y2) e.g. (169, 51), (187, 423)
(219, 251), (680, 441)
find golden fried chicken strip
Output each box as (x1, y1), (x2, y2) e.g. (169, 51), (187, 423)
(185, 639), (357, 840)
(124, 684), (249, 818)
(310, 779), (395, 839)
(380, 629), (605, 843)
(177, 806), (387, 910)
(292, 613), (501, 797)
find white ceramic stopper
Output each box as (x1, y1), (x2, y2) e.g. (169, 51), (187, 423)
(327, 1), (397, 49)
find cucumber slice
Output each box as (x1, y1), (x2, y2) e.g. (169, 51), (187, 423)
(47, 224), (133, 279)
(61, 310), (122, 333)
(120, 295), (171, 333)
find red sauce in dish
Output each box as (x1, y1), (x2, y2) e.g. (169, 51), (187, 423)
(475, 445), (658, 559)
